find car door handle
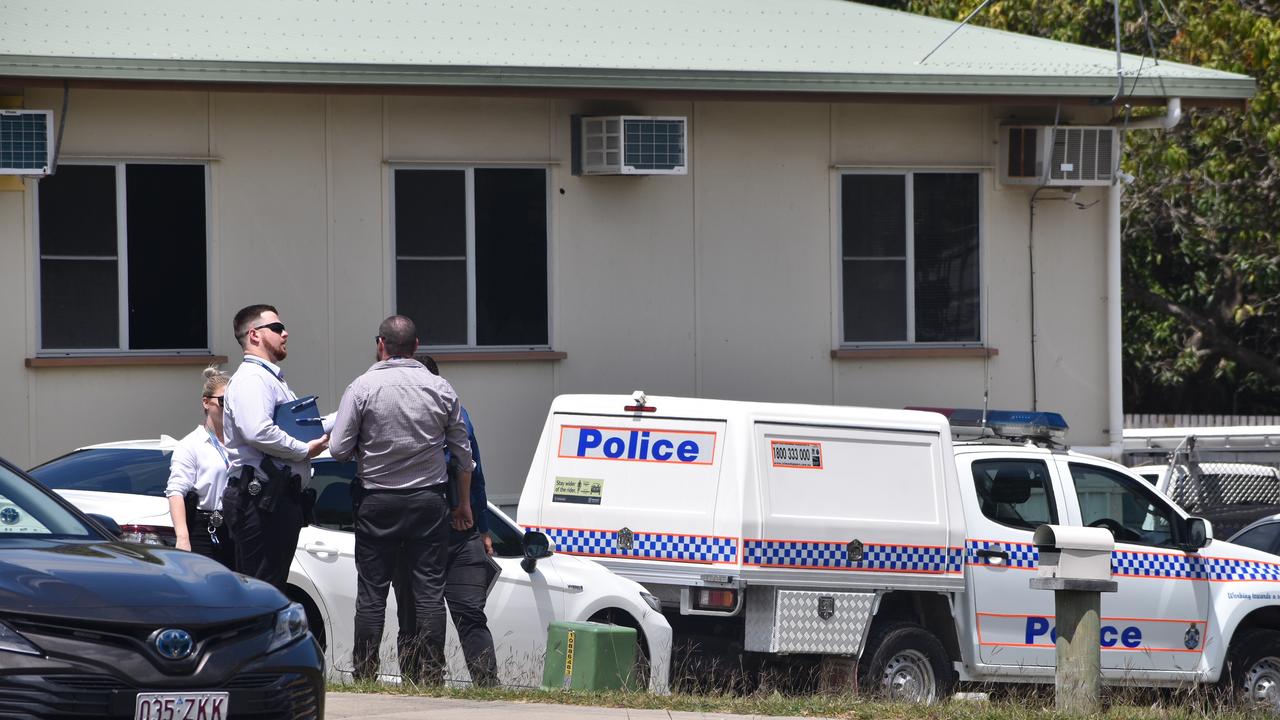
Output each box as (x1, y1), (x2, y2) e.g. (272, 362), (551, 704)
(976, 548), (1009, 563)
(302, 543), (336, 557)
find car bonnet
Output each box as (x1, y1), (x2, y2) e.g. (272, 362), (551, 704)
(0, 540), (285, 624)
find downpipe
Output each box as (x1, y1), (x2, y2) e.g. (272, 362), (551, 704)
(1091, 98), (1183, 462)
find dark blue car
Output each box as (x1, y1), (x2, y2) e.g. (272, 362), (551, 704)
(0, 455), (323, 719)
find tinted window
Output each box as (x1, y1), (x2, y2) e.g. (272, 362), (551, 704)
(971, 459), (1056, 530)
(1070, 462), (1177, 547)
(1231, 521), (1280, 555)
(30, 448), (172, 497)
(310, 460), (356, 532)
(486, 508), (525, 558)
(0, 462), (97, 538)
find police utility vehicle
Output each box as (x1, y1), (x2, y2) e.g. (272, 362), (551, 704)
(517, 393), (1280, 705)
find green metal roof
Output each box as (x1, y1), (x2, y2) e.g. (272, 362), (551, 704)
(0, 0), (1255, 100)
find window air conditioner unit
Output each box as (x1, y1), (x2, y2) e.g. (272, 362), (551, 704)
(577, 115), (687, 176)
(998, 125), (1117, 187)
(0, 110), (54, 176)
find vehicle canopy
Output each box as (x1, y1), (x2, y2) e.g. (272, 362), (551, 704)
(517, 393), (966, 591)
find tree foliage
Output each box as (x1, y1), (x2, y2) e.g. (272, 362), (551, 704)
(866, 0), (1280, 413)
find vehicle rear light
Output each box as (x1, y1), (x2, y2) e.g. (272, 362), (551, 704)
(118, 524), (177, 547)
(693, 588), (738, 611)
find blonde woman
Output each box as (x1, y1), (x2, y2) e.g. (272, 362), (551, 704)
(165, 366), (236, 567)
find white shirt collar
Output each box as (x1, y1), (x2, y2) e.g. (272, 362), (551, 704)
(243, 354), (283, 378)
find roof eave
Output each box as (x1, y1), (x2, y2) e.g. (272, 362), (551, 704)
(0, 56), (1257, 103)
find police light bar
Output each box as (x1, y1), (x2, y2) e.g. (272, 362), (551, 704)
(909, 407), (1069, 442)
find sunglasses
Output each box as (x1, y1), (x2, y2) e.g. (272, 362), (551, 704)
(254, 322), (286, 335)
(204, 395), (225, 407)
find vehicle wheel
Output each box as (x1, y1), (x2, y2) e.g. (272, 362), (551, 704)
(1228, 629), (1280, 709)
(857, 622), (955, 704)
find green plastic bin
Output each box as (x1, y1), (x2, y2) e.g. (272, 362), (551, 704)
(541, 620), (637, 691)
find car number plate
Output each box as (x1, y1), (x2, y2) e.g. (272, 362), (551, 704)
(134, 692), (229, 720)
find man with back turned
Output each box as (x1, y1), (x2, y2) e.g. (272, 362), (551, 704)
(329, 315), (474, 683)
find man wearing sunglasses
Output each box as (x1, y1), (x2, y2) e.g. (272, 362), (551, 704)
(221, 304), (331, 590)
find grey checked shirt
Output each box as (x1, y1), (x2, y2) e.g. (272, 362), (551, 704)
(329, 357), (474, 491)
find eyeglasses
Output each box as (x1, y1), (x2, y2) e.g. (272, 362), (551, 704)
(204, 395), (225, 407)
(254, 322), (286, 335)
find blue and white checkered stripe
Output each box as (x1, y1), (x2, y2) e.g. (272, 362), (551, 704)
(536, 527), (737, 564)
(964, 541), (1280, 582)
(743, 540), (963, 574)
(966, 540), (1039, 569)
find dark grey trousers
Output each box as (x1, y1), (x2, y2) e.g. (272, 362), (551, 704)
(395, 528), (498, 686)
(352, 486), (449, 683)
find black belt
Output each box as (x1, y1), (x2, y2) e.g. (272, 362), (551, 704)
(193, 509), (225, 528)
(360, 483), (447, 495)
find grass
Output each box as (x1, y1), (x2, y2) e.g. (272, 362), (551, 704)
(328, 680), (1280, 719)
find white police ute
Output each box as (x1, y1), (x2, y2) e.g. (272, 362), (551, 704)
(518, 394), (1280, 705)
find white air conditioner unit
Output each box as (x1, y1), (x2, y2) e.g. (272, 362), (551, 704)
(578, 115), (687, 175)
(998, 125), (1118, 187)
(0, 110), (54, 176)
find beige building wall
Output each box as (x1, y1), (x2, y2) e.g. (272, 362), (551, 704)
(2, 88), (1114, 501)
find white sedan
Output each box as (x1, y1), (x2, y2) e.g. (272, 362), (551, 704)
(29, 438), (671, 692)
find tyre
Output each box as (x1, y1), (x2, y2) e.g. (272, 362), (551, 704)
(857, 622), (955, 703)
(1227, 629), (1280, 710)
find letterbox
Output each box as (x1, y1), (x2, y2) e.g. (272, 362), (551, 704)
(1033, 525), (1114, 583)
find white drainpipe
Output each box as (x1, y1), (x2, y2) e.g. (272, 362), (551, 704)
(1088, 98), (1183, 461)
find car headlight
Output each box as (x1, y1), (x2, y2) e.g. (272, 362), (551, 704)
(640, 592), (662, 613)
(267, 602), (309, 653)
(0, 621), (41, 656)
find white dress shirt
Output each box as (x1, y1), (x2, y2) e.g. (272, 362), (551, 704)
(164, 425), (231, 511)
(224, 355), (313, 486)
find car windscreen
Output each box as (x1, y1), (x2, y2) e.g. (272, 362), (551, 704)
(0, 462), (99, 538)
(29, 448), (172, 498)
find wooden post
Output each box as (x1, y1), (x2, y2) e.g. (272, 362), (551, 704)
(1054, 589), (1102, 714)
(1030, 577), (1117, 716)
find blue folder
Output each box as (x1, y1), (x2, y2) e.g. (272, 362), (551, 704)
(274, 395), (324, 442)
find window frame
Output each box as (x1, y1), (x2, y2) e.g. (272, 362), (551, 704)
(834, 168), (985, 349)
(388, 164), (553, 352)
(32, 160), (213, 356)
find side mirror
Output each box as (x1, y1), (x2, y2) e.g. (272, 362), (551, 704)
(520, 530), (554, 573)
(1184, 516), (1213, 551)
(87, 513), (122, 539)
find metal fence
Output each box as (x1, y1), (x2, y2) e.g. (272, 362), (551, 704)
(1126, 414), (1280, 429)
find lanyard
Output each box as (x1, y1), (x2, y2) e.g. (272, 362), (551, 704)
(243, 356), (283, 381)
(204, 427), (230, 471)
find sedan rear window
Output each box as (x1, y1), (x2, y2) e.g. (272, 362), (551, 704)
(29, 449), (171, 497)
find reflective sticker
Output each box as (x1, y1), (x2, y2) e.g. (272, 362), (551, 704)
(558, 425), (716, 465)
(770, 440), (823, 469)
(552, 477), (604, 505)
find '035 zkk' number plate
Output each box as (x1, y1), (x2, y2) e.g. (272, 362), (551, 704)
(134, 692), (229, 720)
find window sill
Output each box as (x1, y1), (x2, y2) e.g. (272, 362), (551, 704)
(26, 354), (229, 368)
(417, 350), (567, 363)
(831, 347), (998, 360)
